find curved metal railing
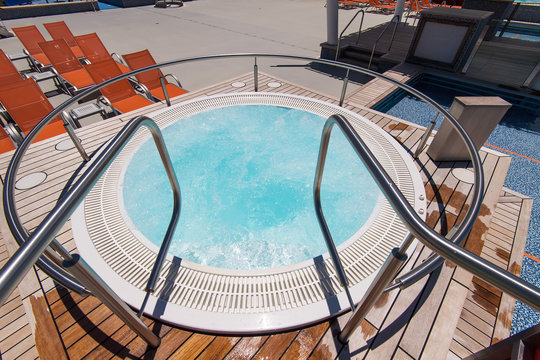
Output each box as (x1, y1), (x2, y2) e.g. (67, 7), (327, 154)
(1, 53), (539, 341)
(0, 53), (489, 296)
(368, 14), (400, 70)
(315, 114), (540, 342)
(334, 9), (365, 61)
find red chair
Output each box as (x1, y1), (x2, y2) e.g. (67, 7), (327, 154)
(122, 49), (188, 101)
(0, 128), (15, 153)
(38, 39), (95, 95)
(12, 25), (51, 71)
(74, 33), (131, 74)
(369, 0), (395, 12)
(85, 59), (155, 114)
(0, 78), (66, 146)
(0, 49), (25, 84)
(43, 21), (85, 59)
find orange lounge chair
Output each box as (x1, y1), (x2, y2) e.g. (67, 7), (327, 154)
(38, 39), (95, 96)
(0, 49), (25, 84)
(85, 59), (155, 114)
(12, 25), (51, 71)
(122, 49), (188, 101)
(369, 0), (395, 12)
(0, 78), (66, 146)
(43, 21), (85, 59)
(0, 128), (15, 153)
(74, 33), (131, 74)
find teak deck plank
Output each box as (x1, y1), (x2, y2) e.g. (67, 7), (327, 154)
(196, 336), (242, 360)
(168, 333), (215, 360)
(252, 331), (298, 359)
(223, 336), (269, 360)
(280, 321), (329, 360)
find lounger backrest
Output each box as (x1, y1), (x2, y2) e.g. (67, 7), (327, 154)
(122, 50), (162, 90)
(0, 49), (24, 84)
(0, 127), (15, 153)
(74, 33), (110, 63)
(12, 25), (47, 56)
(85, 59), (137, 103)
(0, 78), (61, 134)
(39, 39), (83, 74)
(43, 21), (78, 48)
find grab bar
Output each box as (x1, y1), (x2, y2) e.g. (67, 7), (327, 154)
(335, 9), (365, 61)
(315, 114), (540, 343)
(368, 14), (400, 70)
(0, 115), (182, 347)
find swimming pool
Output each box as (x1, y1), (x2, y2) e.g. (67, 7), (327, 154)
(121, 105), (382, 270)
(373, 72), (540, 334)
(72, 93), (426, 333)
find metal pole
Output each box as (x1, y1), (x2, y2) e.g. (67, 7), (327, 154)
(327, 0), (339, 45)
(159, 72), (171, 107)
(62, 120), (90, 162)
(414, 113), (438, 158)
(339, 69), (350, 107)
(499, 3), (520, 38)
(254, 57), (258, 92)
(63, 255), (160, 347)
(339, 234), (414, 343)
(314, 115), (359, 311)
(394, 0), (406, 21)
(138, 125), (182, 317)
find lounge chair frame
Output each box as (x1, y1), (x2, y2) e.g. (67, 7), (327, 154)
(85, 59), (155, 115)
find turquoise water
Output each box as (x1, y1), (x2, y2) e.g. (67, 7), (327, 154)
(122, 105), (381, 270)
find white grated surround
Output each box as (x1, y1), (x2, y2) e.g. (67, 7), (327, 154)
(77, 93), (426, 331)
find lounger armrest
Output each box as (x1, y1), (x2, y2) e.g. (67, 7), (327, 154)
(165, 73), (183, 88)
(98, 96), (120, 116)
(135, 82), (154, 101)
(110, 52), (128, 67)
(61, 111), (80, 129)
(48, 68), (74, 95)
(3, 122), (24, 146)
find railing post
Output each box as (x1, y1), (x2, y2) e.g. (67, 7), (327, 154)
(339, 234), (414, 343)
(63, 254), (160, 347)
(254, 57), (258, 92)
(61, 112), (90, 162)
(159, 73), (171, 107)
(499, 2), (520, 38)
(339, 69), (350, 107)
(414, 113), (438, 158)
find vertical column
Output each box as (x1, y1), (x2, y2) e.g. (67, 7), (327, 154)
(327, 0), (339, 45)
(394, 0), (406, 20)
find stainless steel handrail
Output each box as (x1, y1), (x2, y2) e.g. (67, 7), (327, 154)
(498, 2), (521, 38)
(334, 9), (365, 61)
(1, 53), (537, 327)
(315, 114), (540, 343)
(0, 115), (182, 346)
(0, 53), (491, 296)
(367, 14), (400, 70)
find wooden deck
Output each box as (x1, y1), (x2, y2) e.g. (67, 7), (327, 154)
(338, 16), (540, 90)
(0, 70), (532, 359)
